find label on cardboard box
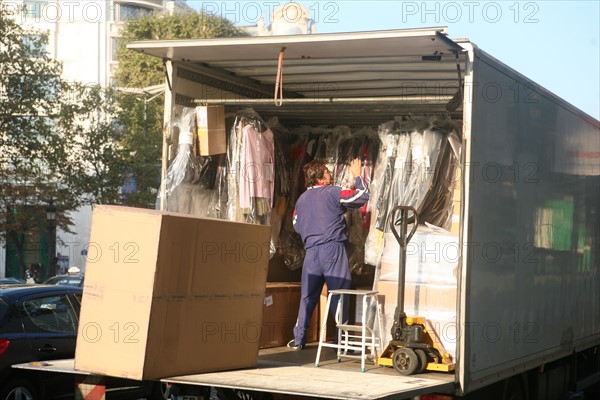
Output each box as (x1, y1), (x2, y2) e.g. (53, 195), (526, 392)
(264, 295), (273, 307)
(197, 107), (209, 126)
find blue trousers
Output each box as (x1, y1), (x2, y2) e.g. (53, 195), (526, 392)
(293, 242), (351, 345)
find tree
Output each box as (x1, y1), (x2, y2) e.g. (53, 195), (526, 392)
(0, 6), (80, 278)
(61, 84), (130, 206)
(114, 11), (248, 208)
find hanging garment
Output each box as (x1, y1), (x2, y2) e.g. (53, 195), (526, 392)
(239, 124), (275, 210)
(163, 107), (201, 214)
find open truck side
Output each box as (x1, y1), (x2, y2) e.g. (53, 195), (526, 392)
(458, 44), (600, 396)
(13, 27), (599, 400)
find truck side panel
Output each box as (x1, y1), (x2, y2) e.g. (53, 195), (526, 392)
(462, 48), (600, 393)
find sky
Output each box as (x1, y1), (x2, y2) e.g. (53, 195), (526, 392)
(186, 0), (600, 120)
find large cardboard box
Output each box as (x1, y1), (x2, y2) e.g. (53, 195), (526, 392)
(196, 105), (226, 155)
(75, 205), (271, 380)
(379, 228), (459, 285)
(260, 283), (318, 348)
(375, 279), (457, 358)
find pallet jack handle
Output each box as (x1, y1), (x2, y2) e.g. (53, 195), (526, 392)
(389, 206), (418, 327)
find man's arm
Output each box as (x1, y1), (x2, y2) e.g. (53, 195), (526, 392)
(340, 158), (370, 208)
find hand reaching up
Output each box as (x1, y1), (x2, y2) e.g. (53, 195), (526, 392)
(350, 158), (362, 178)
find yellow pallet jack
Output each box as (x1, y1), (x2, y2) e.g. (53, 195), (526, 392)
(377, 206), (455, 375)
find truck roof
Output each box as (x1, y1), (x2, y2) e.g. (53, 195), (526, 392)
(126, 27), (467, 125)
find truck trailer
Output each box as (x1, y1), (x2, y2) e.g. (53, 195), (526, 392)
(14, 27), (599, 400)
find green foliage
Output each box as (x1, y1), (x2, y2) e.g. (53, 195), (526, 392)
(116, 93), (163, 208)
(1, 6), (77, 277)
(61, 84), (130, 206)
(114, 11), (248, 208)
(116, 11), (247, 88)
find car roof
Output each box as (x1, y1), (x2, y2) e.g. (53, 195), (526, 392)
(46, 274), (83, 279)
(0, 284), (83, 301)
(43, 274), (84, 286)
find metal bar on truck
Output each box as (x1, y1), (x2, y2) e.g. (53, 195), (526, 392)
(194, 95), (454, 105)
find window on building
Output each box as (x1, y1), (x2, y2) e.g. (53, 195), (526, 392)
(8, 74), (59, 101)
(111, 37), (119, 62)
(20, 34), (46, 56)
(6, 115), (57, 136)
(22, 0), (47, 20)
(118, 4), (153, 22)
(3, 115), (58, 177)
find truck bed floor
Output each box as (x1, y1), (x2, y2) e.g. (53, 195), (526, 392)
(13, 344), (455, 400)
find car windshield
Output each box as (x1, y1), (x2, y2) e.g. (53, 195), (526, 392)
(43, 275), (82, 286)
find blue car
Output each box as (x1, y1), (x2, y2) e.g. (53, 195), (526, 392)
(0, 279), (25, 285)
(0, 284), (167, 400)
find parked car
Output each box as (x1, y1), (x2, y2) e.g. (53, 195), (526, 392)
(0, 284), (167, 400)
(42, 274), (84, 287)
(0, 279), (24, 285)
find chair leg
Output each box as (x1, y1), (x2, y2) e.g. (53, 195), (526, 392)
(361, 295), (367, 372)
(315, 292), (334, 368)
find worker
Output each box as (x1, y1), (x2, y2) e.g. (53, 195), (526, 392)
(287, 158), (369, 350)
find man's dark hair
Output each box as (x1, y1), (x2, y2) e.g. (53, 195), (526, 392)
(303, 159), (327, 187)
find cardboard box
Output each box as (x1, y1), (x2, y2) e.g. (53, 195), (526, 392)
(375, 280), (456, 316)
(379, 229), (459, 285)
(375, 279), (458, 358)
(196, 105), (226, 155)
(354, 286), (377, 323)
(260, 283), (318, 348)
(319, 284), (341, 341)
(74, 205), (271, 381)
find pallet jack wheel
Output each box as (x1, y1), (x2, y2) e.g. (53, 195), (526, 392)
(392, 348), (419, 375)
(414, 348), (428, 373)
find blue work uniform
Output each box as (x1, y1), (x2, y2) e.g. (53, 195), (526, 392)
(292, 176), (369, 345)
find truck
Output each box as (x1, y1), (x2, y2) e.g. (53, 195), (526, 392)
(14, 26), (599, 400)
